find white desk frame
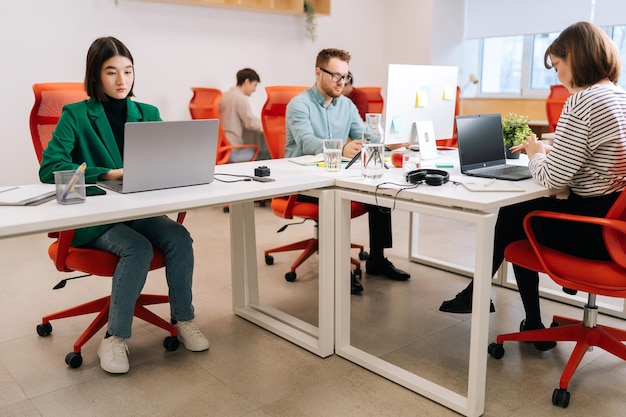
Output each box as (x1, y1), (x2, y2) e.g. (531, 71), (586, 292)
(0, 160), (336, 358)
(333, 170), (551, 417)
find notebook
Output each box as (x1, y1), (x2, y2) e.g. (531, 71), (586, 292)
(455, 113), (532, 181)
(97, 119), (219, 193)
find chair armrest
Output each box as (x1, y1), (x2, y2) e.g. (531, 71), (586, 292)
(53, 229), (75, 272)
(523, 210), (626, 268)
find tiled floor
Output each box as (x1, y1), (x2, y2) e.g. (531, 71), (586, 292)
(1, 204), (626, 416)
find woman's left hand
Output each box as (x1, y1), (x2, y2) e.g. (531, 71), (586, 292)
(509, 134), (545, 158)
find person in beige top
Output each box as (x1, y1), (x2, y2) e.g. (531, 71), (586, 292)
(219, 68), (270, 160)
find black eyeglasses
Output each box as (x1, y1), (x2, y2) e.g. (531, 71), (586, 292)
(318, 67), (352, 84)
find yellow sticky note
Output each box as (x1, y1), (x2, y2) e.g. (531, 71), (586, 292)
(415, 88), (429, 107)
(443, 85), (455, 100)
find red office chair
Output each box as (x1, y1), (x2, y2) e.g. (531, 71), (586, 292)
(189, 87), (259, 164)
(260, 86), (368, 284)
(30, 83), (89, 163)
(190, 87), (262, 212)
(488, 192), (626, 408)
(546, 84), (572, 133)
(31, 83), (182, 368)
(359, 86), (384, 114)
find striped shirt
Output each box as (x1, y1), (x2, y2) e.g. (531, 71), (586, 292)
(529, 83), (626, 196)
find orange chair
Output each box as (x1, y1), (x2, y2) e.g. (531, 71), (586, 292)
(546, 84), (572, 132)
(260, 86), (308, 160)
(31, 83), (182, 368)
(436, 86), (461, 149)
(30, 82), (89, 163)
(189, 87), (259, 164)
(260, 86), (368, 284)
(488, 192), (626, 408)
(359, 86), (384, 114)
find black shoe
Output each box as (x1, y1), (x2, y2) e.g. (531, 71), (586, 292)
(519, 320), (557, 351)
(439, 287), (496, 314)
(351, 274), (363, 294)
(365, 258), (410, 281)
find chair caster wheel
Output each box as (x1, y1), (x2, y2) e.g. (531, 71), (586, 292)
(285, 271), (297, 282)
(36, 323), (52, 337)
(65, 352), (83, 368)
(265, 255), (274, 265)
(488, 343), (505, 359)
(163, 336), (180, 351)
(358, 251), (369, 261)
(552, 388), (570, 408)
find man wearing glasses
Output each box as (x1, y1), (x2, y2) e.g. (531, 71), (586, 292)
(285, 48), (410, 294)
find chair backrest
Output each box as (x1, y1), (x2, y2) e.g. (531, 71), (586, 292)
(189, 87), (231, 164)
(260, 86), (308, 159)
(30, 82), (89, 162)
(359, 86), (384, 114)
(546, 84), (572, 133)
(602, 191), (626, 268)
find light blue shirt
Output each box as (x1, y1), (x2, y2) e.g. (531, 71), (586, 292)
(285, 85), (364, 157)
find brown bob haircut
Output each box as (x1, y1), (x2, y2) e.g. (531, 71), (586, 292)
(85, 36), (135, 101)
(544, 21), (621, 89)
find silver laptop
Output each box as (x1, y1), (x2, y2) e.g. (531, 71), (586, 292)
(98, 119), (219, 193)
(455, 113), (532, 181)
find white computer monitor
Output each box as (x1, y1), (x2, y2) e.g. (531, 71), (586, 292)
(383, 64), (458, 147)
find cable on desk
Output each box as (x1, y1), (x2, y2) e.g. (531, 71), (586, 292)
(373, 182), (418, 213)
(214, 173), (253, 183)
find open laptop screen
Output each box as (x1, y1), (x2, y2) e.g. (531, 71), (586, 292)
(456, 113), (507, 171)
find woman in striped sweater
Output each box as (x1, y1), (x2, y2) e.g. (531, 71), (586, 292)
(440, 21), (626, 351)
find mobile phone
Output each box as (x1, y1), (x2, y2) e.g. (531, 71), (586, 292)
(86, 186), (107, 196)
(252, 177), (275, 182)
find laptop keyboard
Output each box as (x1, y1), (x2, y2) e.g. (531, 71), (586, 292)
(473, 165), (529, 176)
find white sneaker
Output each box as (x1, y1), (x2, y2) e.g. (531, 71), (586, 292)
(97, 336), (129, 374)
(175, 321), (209, 352)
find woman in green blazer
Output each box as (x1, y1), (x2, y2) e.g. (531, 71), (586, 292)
(39, 37), (209, 374)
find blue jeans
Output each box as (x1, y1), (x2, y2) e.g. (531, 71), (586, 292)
(83, 216), (195, 339)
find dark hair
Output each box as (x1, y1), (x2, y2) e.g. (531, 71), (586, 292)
(544, 21), (621, 88)
(315, 48), (351, 68)
(346, 71), (354, 85)
(236, 68), (260, 86)
(85, 37), (135, 101)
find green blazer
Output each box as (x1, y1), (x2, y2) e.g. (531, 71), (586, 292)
(39, 98), (162, 247)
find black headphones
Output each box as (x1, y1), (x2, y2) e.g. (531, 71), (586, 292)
(405, 169), (450, 186)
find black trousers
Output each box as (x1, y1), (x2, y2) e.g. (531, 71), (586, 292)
(492, 191), (620, 325)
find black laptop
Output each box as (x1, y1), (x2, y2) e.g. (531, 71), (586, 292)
(455, 113), (532, 181)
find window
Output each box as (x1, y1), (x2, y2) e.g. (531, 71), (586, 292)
(530, 33), (559, 90)
(474, 27), (626, 96)
(480, 37), (523, 94)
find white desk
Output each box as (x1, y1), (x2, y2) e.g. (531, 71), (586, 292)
(0, 159), (337, 357)
(1, 155), (553, 415)
(333, 159), (551, 417)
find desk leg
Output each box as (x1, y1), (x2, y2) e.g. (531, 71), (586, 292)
(467, 214), (496, 417)
(334, 189), (494, 417)
(230, 195), (334, 358)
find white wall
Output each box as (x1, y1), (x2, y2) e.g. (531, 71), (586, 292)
(0, 0), (464, 184)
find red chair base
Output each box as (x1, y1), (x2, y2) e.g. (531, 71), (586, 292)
(495, 314), (626, 390)
(40, 294), (177, 354)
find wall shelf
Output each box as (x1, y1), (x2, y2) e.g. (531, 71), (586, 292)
(132, 0), (330, 15)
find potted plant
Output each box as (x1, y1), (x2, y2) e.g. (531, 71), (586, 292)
(502, 113), (532, 159)
(304, 0), (317, 42)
